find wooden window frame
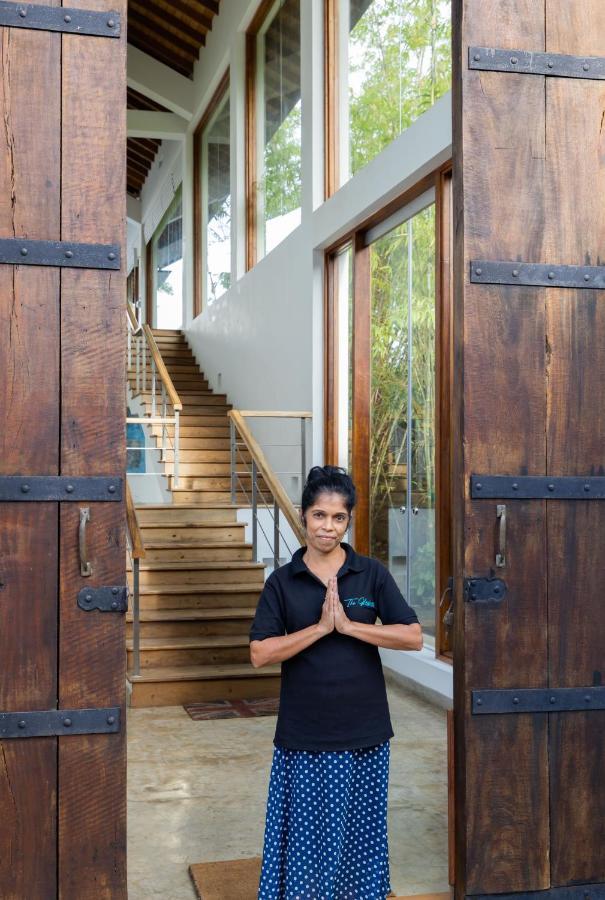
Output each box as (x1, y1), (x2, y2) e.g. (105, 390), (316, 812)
(324, 0), (339, 199)
(193, 70), (230, 319)
(324, 164), (454, 658)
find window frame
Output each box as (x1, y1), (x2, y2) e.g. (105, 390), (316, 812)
(324, 165), (453, 659)
(193, 70), (230, 318)
(149, 184), (184, 330)
(245, 0), (302, 269)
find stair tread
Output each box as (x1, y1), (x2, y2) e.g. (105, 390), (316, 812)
(135, 503), (243, 509)
(137, 583), (262, 595)
(128, 662), (280, 683)
(130, 560), (264, 571)
(126, 635), (250, 650)
(142, 540), (251, 549)
(127, 606), (257, 621)
(139, 522), (241, 528)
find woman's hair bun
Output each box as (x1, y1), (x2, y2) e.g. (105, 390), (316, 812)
(301, 465), (356, 515)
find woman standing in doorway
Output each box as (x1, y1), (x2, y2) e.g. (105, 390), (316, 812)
(250, 465), (423, 899)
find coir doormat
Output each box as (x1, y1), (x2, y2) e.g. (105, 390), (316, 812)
(184, 697), (280, 720)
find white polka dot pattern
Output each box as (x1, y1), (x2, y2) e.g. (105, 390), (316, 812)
(257, 739), (392, 899)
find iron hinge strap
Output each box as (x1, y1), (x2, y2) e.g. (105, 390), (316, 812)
(0, 238), (120, 269)
(0, 2), (120, 37)
(471, 260), (605, 289)
(472, 687), (605, 715)
(78, 586), (128, 613)
(0, 707), (120, 738)
(469, 46), (605, 80)
(0, 476), (123, 501)
(471, 475), (605, 500)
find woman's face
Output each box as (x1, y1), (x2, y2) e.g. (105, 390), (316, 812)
(303, 491), (351, 553)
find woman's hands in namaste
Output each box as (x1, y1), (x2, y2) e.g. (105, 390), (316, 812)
(318, 576), (351, 636)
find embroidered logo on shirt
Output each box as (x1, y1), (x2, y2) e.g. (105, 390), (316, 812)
(343, 597), (375, 609)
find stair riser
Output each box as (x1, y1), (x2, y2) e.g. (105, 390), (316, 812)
(129, 675), (281, 708)
(151, 418), (229, 429)
(127, 620), (251, 639)
(139, 526), (246, 541)
(169, 477), (264, 491)
(173, 491), (247, 503)
(136, 570), (264, 586)
(163, 463), (234, 477)
(127, 646), (251, 668)
(142, 547), (253, 563)
(159, 438), (232, 450)
(136, 508), (239, 524)
(139, 397), (229, 408)
(136, 593), (259, 610)
(161, 450), (247, 462)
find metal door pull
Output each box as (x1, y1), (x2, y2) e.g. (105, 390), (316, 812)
(79, 507), (93, 577)
(496, 504), (506, 567)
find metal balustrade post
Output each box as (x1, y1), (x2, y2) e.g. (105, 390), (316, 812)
(274, 502), (280, 570)
(161, 385), (167, 456)
(151, 357), (157, 416)
(127, 327), (132, 369)
(133, 557), (140, 677)
(142, 340), (147, 391)
(301, 417), (307, 489)
(252, 460), (258, 561)
(174, 411), (180, 488)
(230, 419), (236, 504)
(135, 334), (140, 393)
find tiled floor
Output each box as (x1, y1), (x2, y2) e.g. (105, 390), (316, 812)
(127, 678), (450, 898)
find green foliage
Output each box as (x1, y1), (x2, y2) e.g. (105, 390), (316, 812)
(349, 0), (451, 174)
(262, 101), (302, 222)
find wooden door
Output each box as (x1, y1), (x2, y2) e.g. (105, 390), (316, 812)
(453, 1), (605, 896)
(0, 2), (126, 897)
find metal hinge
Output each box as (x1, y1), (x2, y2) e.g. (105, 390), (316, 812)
(0, 238), (120, 269)
(463, 575), (507, 605)
(470, 260), (605, 290)
(0, 707), (120, 738)
(472, 687), (605, 715)
(471, 475), (605, 500)
(469, 46), (605, 81)
(78, 586), (128, 613)
(0, 3), (121, 37)
(0, 476), (123, 501)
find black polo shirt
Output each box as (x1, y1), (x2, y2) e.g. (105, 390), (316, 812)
(249, 542), (419, 752)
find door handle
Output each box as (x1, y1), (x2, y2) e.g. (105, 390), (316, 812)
(496, 504), (506, 568)
(79, 507), (93, 577)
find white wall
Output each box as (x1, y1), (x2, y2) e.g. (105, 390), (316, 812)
(128, 0), (453, 702)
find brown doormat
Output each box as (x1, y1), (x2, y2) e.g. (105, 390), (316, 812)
(188, 857), (450, 899)
(184, 697), (279, 720)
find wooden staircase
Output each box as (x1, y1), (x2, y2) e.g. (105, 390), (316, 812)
(126, 328), (281, 707)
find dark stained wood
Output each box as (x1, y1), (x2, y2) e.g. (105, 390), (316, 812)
(351, 233), (370, 553)
(59, 0), (127, 894)
(126, 0), (221, 79)
(0, 2), (61, 895)
(245, 29), (258, 270)
(193, 70), (229, 317)
(447, 709), (455, 886)
(324, 0), (338, 197)
(452, 1), (550, 895)
(145, 238), (153, 326)
(323, 250), (338, 463)
(544, 1), (605, 884)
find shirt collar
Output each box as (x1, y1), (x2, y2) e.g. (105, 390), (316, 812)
(291, 541), (366, 577)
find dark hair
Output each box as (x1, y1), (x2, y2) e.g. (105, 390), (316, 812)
(301, 465), (356, 515)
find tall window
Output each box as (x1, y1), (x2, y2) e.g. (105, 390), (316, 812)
(328, 0), (451, 190)
(199, 84), (231, 308)
(248, 0), (301, 263)
(151, 186), (183, 329)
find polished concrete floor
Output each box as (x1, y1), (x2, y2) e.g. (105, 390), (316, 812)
(127, 677), (450, 899)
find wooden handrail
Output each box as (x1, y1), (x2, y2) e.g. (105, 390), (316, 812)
(125, 481), (145, 559)
(228, 409), (306, 546)
(126, 300), (140, 333)
(237, 410), (312, 418)
(142, 324), (183, 411)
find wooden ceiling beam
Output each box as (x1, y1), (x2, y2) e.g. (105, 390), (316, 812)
(127, 139), (157, 163)
(144, 0), (210, 40)
(128, 34), (192, 79)
(129, 0), (205, 51)
(128, 13), (198, 63)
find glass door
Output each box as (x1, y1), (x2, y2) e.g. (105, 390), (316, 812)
(369, 195), (436, 641)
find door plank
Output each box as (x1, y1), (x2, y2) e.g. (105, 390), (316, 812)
(58, 1), (127, 896)
(453, 1), (550, 894)
(0, 4), (61, 896)
(544, 6), (605, 882)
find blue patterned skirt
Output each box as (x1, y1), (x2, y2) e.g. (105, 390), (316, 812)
(257, 739), (393, 900)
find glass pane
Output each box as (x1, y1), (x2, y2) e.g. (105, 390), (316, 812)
(334, 245), (354, 474)
(153, 186), (183, 329)
(204, 89), (231, 305)
(369, 202), (436, 637)
(369, 222), (409, 582)
(348, 0), (451, 180)
(409, 207), (436, 639)
(257, 0), (301, 256)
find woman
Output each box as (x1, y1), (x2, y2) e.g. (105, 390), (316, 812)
(250, 465), (423, 900)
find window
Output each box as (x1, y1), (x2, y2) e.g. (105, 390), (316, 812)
(150, 186), (183, 329)
(327, 0), (451, 192)
(196, 79), (231, 312)
(324, 170), (454, 656)
(247, 0), (301, 265)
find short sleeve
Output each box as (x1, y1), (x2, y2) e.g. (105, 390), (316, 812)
(376, 565), (419, 626)
(249, 574), (286, 642)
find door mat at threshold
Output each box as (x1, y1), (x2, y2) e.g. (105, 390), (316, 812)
(184, 697), (279, 720)
(188, 857), (449, 899)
